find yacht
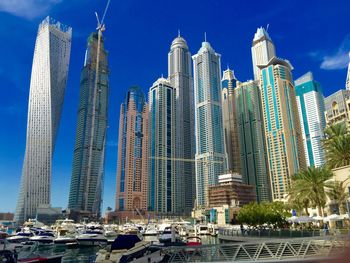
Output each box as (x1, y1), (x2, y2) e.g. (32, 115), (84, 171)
(76, 229), (108, 246)
(196, 224), (210, 235)
(30, 231), (55, 244)
(95, 234), (163, 263)
(158, 226), (181, 243)
(143, 225), (158, 236)
(54, 228), (76, 245)
(7, 231), (34, 243)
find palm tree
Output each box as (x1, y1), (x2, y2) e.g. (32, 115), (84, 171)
(290, 166), (333, 216)
(288, 185), (311, 216)
(323, 123), (350, 169)
(326, 179), (349, 214)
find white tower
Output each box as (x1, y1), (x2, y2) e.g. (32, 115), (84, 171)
(168, 33), (195, 213)
(193, 40), (227, 207)
(15, 17), (72, 223)
(251, 27), (276, 80)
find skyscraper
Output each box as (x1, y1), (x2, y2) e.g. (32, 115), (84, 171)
(324, 89), (350, 130)
(15, 17), (72, 223)
(68, 32), (109, 217)
(234, 80), (271, 202)
(221, 68), (241, 174)
(115, 87), (148, 212)
(148, 77), (176, 213)
(168, 34), (195, 213)
(295, 72), (326, 167)
(259, 57), (306, 201)
(251, 27), (276, 80)
(193, 40), (227, 208)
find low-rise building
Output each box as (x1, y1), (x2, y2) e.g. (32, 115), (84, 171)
(208, 173), (256, 208)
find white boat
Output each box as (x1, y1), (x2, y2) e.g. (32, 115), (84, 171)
(54, 227), (77, 244)
(196, 224), (210, 235)
(96, 234), (163, 263)
(158, 227), (180, 243)
(143, 225), (158, 236)
(30, 232), (55, 244)
(76, 230), (108, 246)
(7, 231), (34, 243)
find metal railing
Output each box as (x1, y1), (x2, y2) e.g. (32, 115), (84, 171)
(218, 228), (324, 239)
(161, 235), (350, 262)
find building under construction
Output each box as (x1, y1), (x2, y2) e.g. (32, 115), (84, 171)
(208, 173), (256, 208)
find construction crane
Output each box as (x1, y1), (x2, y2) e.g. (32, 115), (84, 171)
(85, 0), (111, 213)
(149, 156), (223, 164)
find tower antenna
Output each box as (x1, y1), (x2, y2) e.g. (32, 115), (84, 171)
(266, 23), (270, 32)
(204, 32), (207, 42)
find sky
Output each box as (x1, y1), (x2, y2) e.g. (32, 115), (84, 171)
(0, 0), (349, 214)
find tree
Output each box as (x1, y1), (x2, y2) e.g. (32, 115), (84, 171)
(323, 123), (350, 169)
(287, 187), (311, 216)
(237, 202), (290, 228)
(290, 166), (333, 216)
(326, 179), (349, 214)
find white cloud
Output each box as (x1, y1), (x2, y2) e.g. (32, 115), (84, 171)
(0, 0), (62, 19)
(319, 36), (350, 70)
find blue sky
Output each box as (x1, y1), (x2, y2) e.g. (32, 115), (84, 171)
(0, 0), (349, 213)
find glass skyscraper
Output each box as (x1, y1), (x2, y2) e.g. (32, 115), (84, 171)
(168, 34), (195, 213)
(148, 77), (176, 213)
(234, 80), (271, 202)
(15, 17), (72, 223)
(116, 87), (148, 212)
(193, 40), (227, 208)
(295, 72), (326, 167)
(221, 68), (241, 174)
(259, 57), (306, 201)
(68, 32), (109, 217)
(251, 27), (276, 81)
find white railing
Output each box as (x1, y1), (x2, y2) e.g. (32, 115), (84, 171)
(161, 235), (350, 262)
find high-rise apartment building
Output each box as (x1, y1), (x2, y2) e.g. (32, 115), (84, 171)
(168, 34), (195, 213)
(324, 89), (350, 130)
(68, 32), (109, 217)
(234, 80), (271, 202)
(148, 77), (177, 213)
(259, 57), (306, 201)
(15, 17), (72, 223)
(295, 72), (326, 167)
(221, 68), (241, 174)
(115, 87), (148, 212)
(251, 27), (276, 80)
(193, 40), (227, 208)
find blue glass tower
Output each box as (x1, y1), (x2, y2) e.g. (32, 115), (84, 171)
(295, 72), (326, 167)
(193, 40), (227, 208)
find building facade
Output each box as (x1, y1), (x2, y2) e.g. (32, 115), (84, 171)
(324, 90), (350, 130)
(148, 78), (177, 213)
(295, 72), (326, 167)
(234, 80), (271, 202)
(68, 32), (109, 217)
(259, 57), (306, 201)
(251, 27), (276, 80)
(221, 68), (241, 174)
(15, 17), (72, 223)
(208, 173), (256, 208)
(193, 41), (227, 208)
(115, 87), (148, 213)
(168, 35), (195, 213)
